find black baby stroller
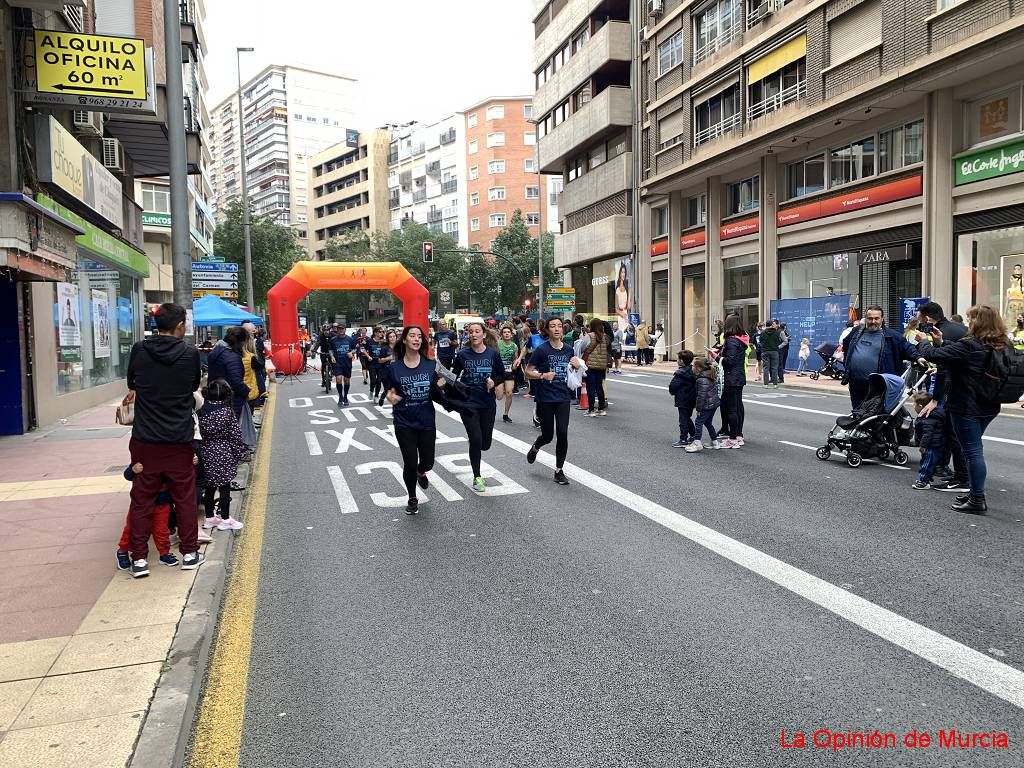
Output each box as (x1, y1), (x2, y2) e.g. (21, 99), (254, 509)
(808, 341), (844, 380)
(816, 365), (927, 468)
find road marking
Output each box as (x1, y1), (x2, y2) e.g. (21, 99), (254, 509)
(190, 388), (277, 768)
(779, 440), (817, 450)
(779, 440), (910, 470)
(437, 407), (1024, 710)
(304, 431), (323, 456)
(327, 465), (359, 514)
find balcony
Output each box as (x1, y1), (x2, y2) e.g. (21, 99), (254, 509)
(179, 0), (206, 63)
(534, 21), (631, 117)
(426, 160), (441, 174)
(747, 0), (790, 28)
(427, 209), (443, 223)
(554, 215), (633, 269)
(388, 196), (400, 210)
(560, 152), (632, 216)
(693, 23), (742, 67)
(538, 86), (631, 174)
(413, 189), (427, 203)
(441, 179), (458, 194)
(694, 112), (741, 147)
(747, 79), (806, 121)
(439, 128), (456, 146)
(533, 0), (607, 72)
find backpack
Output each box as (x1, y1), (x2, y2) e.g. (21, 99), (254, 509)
(977, 346), (1024, 404)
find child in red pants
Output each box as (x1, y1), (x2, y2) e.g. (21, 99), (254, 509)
(116, 463), (176, 576)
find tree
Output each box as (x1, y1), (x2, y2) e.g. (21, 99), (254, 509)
(212, 200), (306, 311)
(491, 209), (558, 314)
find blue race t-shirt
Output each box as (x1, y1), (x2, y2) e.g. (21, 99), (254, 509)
(383, 357), (437, 431)
(529, 332), (542, 351)
(529, 342), (574, 403)
(367, 340), (386, 369)
(329, 334), (352, 370)
(452, 346), (504, 410)
(434, 331), (456, 364)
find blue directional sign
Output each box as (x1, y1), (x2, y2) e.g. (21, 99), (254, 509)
(192, 262), (238, 272)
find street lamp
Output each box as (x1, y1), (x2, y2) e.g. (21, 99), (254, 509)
(236, 46), (255, 310)
(527, 112), (544, 316)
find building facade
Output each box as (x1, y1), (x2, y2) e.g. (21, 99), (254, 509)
(308, 129), (391, 259)
(637, 0), (1024, 352)
(208, 65), (360, 255)
(533, 0), (636, 319)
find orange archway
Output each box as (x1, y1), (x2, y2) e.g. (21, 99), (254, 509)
(267, 261), (429, 374)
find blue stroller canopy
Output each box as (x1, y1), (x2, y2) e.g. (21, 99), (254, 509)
(868, 372), (908, 412)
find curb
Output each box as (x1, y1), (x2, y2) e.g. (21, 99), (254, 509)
(128, 420), (260, 768)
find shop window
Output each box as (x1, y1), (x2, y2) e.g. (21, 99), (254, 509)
(830, 136), (875, 188)
(779, 252), (859, 299)
(726, 176), (759, 215)
(652, 205), (669, 237)
(687, 193), (707, 226)
(956, 227), (1024, 323)
(657, 30), (683, 76)
(966, 87), (1022, 147)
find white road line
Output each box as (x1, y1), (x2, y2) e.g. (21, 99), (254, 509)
(437, 407), (1024, 709)
(779, 440), (817, 450)
(779, 440), (911, 470)
(326, 465), (359, 514)
(304, 432), (323, 456)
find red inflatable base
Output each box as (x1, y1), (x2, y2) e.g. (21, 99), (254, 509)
(272, 348), (305, 376)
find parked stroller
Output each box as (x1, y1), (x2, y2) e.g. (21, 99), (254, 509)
(808, 341), (844, 381)
(816, 365), (928, 468)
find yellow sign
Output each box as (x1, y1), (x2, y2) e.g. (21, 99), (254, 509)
(34, 31), (147, 100)
(194, 289), (240, 298)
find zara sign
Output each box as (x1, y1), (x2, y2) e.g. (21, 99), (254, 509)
(856, 244), (911, 266)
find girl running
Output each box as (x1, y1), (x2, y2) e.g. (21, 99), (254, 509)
(452, 321), (505, 493)
(382, 326), (448, 515)
(525, 317), (582, 485)
(377, 329), (398, 406)
(497, 325), (523, 423)
(364, 327), (386, 402)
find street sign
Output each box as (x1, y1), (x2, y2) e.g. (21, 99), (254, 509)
(34, 31), (148, 101)
(191, 262), (238, 272)
(193, 289), (239, 298)
(192, 278), (239, 290)
(198, 255), (225, 262)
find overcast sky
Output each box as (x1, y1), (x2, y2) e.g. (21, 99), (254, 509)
(203, 0), (536, 126)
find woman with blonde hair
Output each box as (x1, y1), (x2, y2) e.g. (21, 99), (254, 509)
(917, 304), (1014, 514)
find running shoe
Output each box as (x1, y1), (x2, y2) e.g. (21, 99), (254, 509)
(710, 440), (723, 450)
(596, 409), (607, 416)
(159, 553), (179, 567)
(684, 442), (704, 453)
(181, 552), (205, 570)
(472, 476), (486, 493)
(736, 437), (745, 447)
(526, 444), (538, 464)
(216, 517), (244, 531)
(672, 439), (689, 448)
(721, 439), (740, 449)
(553, 470), (570, 486)
(502, 415), (512, 423)
(131, 559), (149, 578)
(405, 498), (419, 515)
(202, 517), (218, 529)
(911, 481), (932, 490)
(116, 550), (131, 571)
(933, 480), (970, 493)
(532, 415), (540, 428)
(417, 472), (429, 489)
(586, 411), (597, 417)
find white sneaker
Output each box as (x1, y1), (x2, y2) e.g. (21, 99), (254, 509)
(202, 518), (218, 529)
(197, 529), (213, 543)
(684, 442), (704, 453)
(736, 437), (745, 447)
(710, 440), (723, 450)
(216, 517), (244, 531)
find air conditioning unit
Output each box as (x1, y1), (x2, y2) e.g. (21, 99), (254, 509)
(102, 138), (126, 174)
(72, 110), (103, 137)
(648, 0), (664, 16)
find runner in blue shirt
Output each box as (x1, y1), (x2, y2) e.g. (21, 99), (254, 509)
(451, 321), (505, 493)
(328, 323), (355, 407)
(525, 316), (582, 485)
(362, 326), (387, 402)
(434, 321), (457, 369)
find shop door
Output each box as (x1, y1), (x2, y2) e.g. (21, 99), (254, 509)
(0, 281), (24, 435)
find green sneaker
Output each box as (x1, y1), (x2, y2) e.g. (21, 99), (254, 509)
(472, 476), (486, 493)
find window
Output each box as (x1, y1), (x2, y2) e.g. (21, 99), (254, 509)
(571, 26), (590, 54)
(524, 132), (536, 146)
(830, 136), (876, 187)
(489, 214), (507, 227)
(525, 186), (540, 199)
(652, 205), (669, 237)
(488, 160), (505, 174)
(785, 155), (825, 199)
(525, 158), (536, 172)
(526, 212), (541, 226)
(468, 113), (478, 128)
(486, 132), (506, 147)
(687, 193), (707, 226)
(524, 104), (534, 118)
(966, 87), (1022, 147)
(879, 120), (924, 173)
(828, 0), (881, 65)
(142, 183), (170, 213)
(294, 113), (302, 120)
(488, 186), (506, 201)
(469, 166), (479, 180)
(486, 105), (505, 120)
(468, 140), (478, 154)
(694, 0), (741, 65)
(693, 84), (740, 146)
(726, 176), (759, 215)
(937, 0), (967, 7)
(567, 154), (585, 182)
(574, 84), (592, 110)
(470, 192), (480, 205)
(657, 30), (683, 76)
(607, 132), (628, 159)
(748, 58), (806, 119)
(471, 217), (480, 231)
(590, 144), (607, 169)
(323, 117), (329, 124)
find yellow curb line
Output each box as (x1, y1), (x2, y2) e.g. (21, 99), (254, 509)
(188, 388), (276, 768)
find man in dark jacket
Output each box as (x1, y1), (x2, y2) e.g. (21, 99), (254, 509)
(668, 350), (697, 447)
(760, 320), (782, 386)
(123, 303), (203, 575)
(840, 306), (919, 408)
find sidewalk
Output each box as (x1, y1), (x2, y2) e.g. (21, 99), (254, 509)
(0, 398), (225, 767)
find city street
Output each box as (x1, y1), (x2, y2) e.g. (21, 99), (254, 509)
(193, 368), (1024, 766)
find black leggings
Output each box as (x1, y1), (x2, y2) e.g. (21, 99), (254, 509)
(720, 385), (745, 439)
(534, 401), (570, 468)
(395, 426), (436, 500)
(369, 367), (383, 398)
(459, 407), (496, 478)
(203, 484), (231, 519)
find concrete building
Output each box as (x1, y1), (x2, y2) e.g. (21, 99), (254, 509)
(533, 0), (636, 319)
(462, 96), (560, 248)
(387, 115), (469, 246)
(308, 129), (391, 259)
(637, 0), (1024, 353)
(209, 65), (360, 255)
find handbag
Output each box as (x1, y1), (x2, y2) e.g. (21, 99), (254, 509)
(238, 404), (258, 449)
(115, 403), (134, 425)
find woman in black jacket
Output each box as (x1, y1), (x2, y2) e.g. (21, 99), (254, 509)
(716, 315), (749, 448)
(917, 304), (1009, 514)
(207, 326), (250, 418)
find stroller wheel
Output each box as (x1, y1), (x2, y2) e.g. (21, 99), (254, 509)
(809, 372), (819, 381)
(894, 450), (909, 466)
(878, 448), (890, 460)
(846, 452), (863, 468)
(815, 446), (831, 461)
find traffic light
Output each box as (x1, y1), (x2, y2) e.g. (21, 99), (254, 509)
(422, 241), (434, 263)
(523, 298), (532, 309)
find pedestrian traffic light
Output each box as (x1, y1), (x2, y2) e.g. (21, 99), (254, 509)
(422, 241), (434, 263)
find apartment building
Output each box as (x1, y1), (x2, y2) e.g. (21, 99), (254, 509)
(463, 96), (561, 248)
(209, 65), (359, 255)
(307, 129), (391, 259)
(638, 0), (1024, 352)
(533, 0), (636, 318)
(387, 116), (469, 247)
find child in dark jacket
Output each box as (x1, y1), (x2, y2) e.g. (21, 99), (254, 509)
(116, 464), (176, 576)
(668, 350), (697, 447)
(912, 391), (946, 489)
(686, 358), (722, 452)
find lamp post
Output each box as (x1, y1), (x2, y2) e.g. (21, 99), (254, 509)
(527, 113), (544, 317)
(236, 46), (255, 310)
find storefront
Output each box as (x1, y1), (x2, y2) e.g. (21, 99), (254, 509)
(682, 263), (706, 352)
(721, 216), (760, 330)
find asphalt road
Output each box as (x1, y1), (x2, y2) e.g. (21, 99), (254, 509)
(232, 366), (1024, 767)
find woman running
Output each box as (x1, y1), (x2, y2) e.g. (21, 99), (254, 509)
(525, 316), (582, 485)
(364, 326), (386, 402)
(497, 325), (523, 423)
(382, 326), (448, 515)
(377, 328), (398, 406)
(451, 321), (505, 493)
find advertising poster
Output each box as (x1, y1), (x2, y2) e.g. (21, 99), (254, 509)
(899, 297), (929, 333)
(117, 297), (132, 336)
(57, 282), (81, 347)
(92, 290), (110, 358)
(1003, 259), (1024, 329)
(612, 257), (633, 330)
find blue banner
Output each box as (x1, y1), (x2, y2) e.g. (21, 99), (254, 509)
(899, 297), (929, 332)
(769, 294), (851, 371)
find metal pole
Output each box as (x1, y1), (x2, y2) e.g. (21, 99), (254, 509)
(164, 0), (190, 309)
(535, 134), (544, 317)
(237, 47), (255, 310)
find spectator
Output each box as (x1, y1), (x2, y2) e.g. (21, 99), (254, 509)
(207, 326), (250, 418)
(950, 313), (965, 326)
(669, 350), (697, 447)
(760, 320), (782, 387)
(796, 338), (811, 376)
(636, 322), (650, 366)
(917, 305), (1012, 513)
(198, 379), (248, 531)
(777, 323), (791, 383)
(715, 315), (749, 448)
(243, 322), (267, 402)
(122, 302), (203, 574)
(911, 391), (945, 490)
(653, 323), (666, 363)
(241, 333), (260, 414)
(840, 306), (918, 409)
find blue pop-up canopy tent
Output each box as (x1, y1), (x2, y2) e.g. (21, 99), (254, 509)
(192, 294), (262, 327)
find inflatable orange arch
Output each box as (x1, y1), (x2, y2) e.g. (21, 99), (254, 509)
(267, 261), (429, 374)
